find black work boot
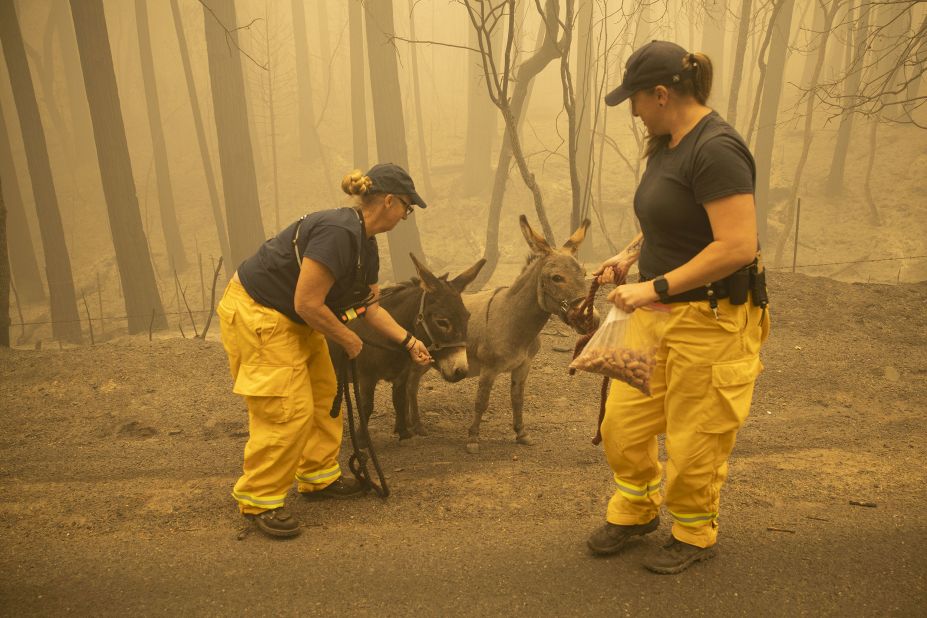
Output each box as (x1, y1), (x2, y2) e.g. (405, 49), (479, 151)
(245, 508), (300, 539)
(300, 476), (366, 500)
(642, 536), (716, 574)
(587, 516), (660, 555)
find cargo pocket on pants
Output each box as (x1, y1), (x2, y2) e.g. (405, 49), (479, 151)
(698, 356), (763, 434)
(233, 364), (295, 423)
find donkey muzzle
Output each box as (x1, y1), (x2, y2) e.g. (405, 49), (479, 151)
(434, 347), (468, 383)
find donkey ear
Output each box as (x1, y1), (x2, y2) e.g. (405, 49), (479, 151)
(409, 253), (440, 292)
(449, 258), (487, 293)
(519, 215), (552, 254)
(561, 218), (591, 255)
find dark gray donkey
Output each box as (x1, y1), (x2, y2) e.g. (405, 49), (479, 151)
(345, 254), (486, 441)
(404, 215), (596, 453)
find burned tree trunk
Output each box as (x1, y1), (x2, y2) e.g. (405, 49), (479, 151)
(0, 0), (82, 343)
(0, 174), (9, 347)
(203, 0), (266, 268)
(348, 0), (368, 170)
(169, 0), (231, 271)
(727, 0), (752, 128)
(0, 98), (44, 303)
(292, 0), (323, 161)
(462, 14), (499, 195)
(826, 0), (872, 195)
(364, 0), (426, 282)
(701, 0), (728, 109)
(773, 0), (840, 266)
(408, 0), (435, 198)
(136, 0), (187, 271)
(70, 0), (167, 334)
(752, 0), (796, 247)
(54, 1), (95, 170)
(470, 0), (561, 289)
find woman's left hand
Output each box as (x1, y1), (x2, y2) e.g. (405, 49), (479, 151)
(408, 339), (433, 366)
(607, 281), (658, 313)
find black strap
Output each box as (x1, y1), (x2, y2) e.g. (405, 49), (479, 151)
(330, 357), (389, 498)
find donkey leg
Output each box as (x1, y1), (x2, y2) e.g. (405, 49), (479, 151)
(356, 375), (378, 449)
(406, 366), (429, 436)
(467, 371), (497, 454)
(511, 360), (535, 445)
(391, 375), (415, 441)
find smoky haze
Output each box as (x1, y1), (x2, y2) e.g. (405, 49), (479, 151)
(0, 0), (925, 343)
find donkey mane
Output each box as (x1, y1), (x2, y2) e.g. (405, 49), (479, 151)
(382, 278), (420, 295)
(522, 252), (542, 271)
(508, 252), (544, 296)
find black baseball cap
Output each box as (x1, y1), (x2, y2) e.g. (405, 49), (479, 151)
(604, 40), (690, 106)
(365, 163), (427, 209)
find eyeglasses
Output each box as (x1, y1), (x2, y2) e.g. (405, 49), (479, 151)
(395, 195), (414, 217)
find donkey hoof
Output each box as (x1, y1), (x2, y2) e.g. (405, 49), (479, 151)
(515, 433), (535, 446)
(465, 442), (481, 454)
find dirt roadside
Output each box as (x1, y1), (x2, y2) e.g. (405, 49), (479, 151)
(1, 271), (925, 616)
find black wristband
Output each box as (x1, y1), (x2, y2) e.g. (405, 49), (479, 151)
(400, 332), (413, 349)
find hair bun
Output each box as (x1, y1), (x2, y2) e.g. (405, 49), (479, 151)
(341, 170), (373, 196)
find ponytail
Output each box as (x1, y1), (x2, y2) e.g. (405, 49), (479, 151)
(682, 52), (712, 105)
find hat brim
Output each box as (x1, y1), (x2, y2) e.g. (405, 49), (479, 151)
(411, 192), (427, 209)
(604, 85), (633, 107)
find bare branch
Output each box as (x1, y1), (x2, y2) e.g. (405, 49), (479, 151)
(198, 0), (268, 70)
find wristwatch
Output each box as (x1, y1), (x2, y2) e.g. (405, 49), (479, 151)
(652, 275), (671, 303)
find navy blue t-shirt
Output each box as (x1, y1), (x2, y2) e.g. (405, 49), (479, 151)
(634, 111), (756, 278)
(237, 207), (379, 324)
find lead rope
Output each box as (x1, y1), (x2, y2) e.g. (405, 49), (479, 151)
(332, 358), (390, 498)
(568, 266), (624, 446)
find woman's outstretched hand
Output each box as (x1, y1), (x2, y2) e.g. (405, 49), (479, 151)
(408, 339), (432, 367)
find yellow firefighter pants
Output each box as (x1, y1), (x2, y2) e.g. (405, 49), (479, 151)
(600, 297), (770, 548)
(217, 279), (343, 515)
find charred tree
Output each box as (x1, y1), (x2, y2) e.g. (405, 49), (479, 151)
(469, 0), (562, 289)
(407, 0), (435, 198)
(461, 12), (499, 195)
(574, 0), (595, 229)
(348, 0), (369, 170)
(364, 0), (426, 282)
(826, 0), (872, 194)
(70, 0), (167, 334)
(292, 0), (323, 161)
(54, 2), (95, 170)
(727, 0), (752, 128)
(701, 0), (728, 109)
(169, 0), (231, 270)
(316, 0), (332, 96)
(0, 174), (9, 347)
(0, 98), (44, 302)
(24, 6), (74, 167)
(0, 0), (82, 343)
(752, 0), (796, 247)
(203, 0), (266, 268)
(136, 0), (187, 271)
(773, 0), (841, 266)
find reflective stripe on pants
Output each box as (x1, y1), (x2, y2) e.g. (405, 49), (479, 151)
(217, 279), (341, 515)
(601, 298), (769, 548)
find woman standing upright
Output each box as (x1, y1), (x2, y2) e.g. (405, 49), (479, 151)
(587, 41), (770, 573)
(217, 163), (433, 539)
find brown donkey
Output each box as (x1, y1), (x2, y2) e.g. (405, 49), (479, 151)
(404, 215), (596, 453)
